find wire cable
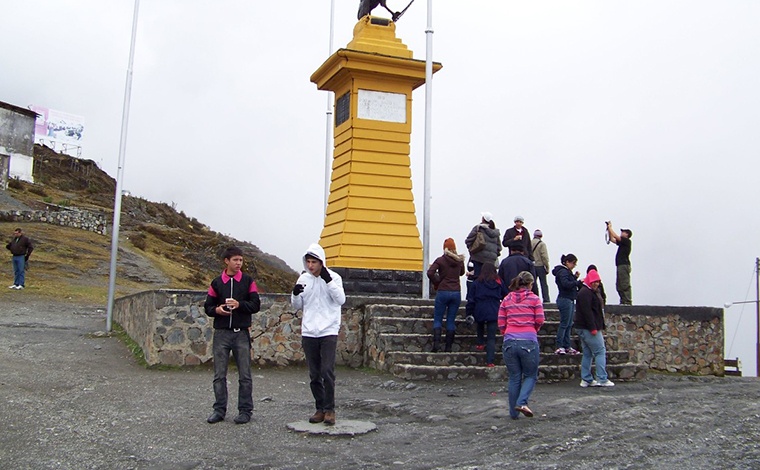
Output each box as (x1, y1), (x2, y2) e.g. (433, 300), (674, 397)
(726, 263), (756, 357)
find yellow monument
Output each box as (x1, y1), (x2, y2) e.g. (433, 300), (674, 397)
(310, 16), (441, 295)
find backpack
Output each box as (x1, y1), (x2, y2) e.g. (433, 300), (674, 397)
(469, 227), (486, 254)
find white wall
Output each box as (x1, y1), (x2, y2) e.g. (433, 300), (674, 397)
(8, 153), (33, 183)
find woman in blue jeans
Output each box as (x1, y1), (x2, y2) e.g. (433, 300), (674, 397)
(465, 262), (508, 366)
(575, 269), (615, 387)
(551, 254), (583, 355)
(498, 271), (545, 419)
(427, 238), (465, 352)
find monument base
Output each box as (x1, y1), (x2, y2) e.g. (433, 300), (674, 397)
(331, 268), (422, 297)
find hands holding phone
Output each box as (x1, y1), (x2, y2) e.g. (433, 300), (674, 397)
(217, 298), (238, 315)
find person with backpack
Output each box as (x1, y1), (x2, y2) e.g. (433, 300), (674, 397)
(464, 212), (501, 279)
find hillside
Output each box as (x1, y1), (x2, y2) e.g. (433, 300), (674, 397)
(0, 144), (298, 302)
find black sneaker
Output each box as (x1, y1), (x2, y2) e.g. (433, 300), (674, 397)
(233, 412), (251, 424)
(206, 411), (225, 424)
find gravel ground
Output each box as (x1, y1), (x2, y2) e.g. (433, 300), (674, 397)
(2, 295), (760, 470)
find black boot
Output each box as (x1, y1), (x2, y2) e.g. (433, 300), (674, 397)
(444, 330), (455, 352)
(432, 328), (442, 352)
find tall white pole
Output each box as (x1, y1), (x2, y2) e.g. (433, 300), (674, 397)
(106, 0), (140, 331)
(421, 0), (433, 299)
(323, 0), (336, 213)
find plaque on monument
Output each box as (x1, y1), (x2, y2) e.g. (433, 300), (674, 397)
(357, 89), (406, 123)
(336, 92), (351, 127)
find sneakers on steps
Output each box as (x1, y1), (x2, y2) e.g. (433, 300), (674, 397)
(555, 348), (566, 355)
(580, 379), (599, 388)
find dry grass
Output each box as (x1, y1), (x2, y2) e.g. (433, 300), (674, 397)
(0, 221), (208, 306)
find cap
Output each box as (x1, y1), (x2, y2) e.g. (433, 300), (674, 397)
(481, 212), (493, 223)
(514, 215), (524, 223)
(533, 229), (542, 237)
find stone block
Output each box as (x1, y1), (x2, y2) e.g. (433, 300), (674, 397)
(185, 355), (201, 366)
(370, 270), (394, 281)
(166, 328), (185, 344)
(158, 350), (183, 366)
(187, 327), (202, 341)
(190, 342), (207, 356)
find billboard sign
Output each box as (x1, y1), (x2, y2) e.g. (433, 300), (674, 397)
(30, 105), (84, 154)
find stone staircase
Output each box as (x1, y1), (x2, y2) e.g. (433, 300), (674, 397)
(364, 303), (647, 382)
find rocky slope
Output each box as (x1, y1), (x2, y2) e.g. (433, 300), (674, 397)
(1, 144), (297, 294)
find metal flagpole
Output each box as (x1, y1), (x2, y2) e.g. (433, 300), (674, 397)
(421, 0), (433, 299)
(323, 0), (336, 214)
(106, 0), (140, 331)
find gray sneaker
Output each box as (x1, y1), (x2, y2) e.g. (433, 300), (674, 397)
(580, 379), (599, 388)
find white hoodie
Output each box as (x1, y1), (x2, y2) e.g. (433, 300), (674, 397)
(291, 243), (346, 338)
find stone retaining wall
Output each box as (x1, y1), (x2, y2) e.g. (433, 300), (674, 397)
(0, 208), (108, 234)
(605, 305), (724, 375)
(113, 290), (725, 376)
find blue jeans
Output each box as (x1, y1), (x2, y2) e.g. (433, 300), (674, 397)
(503, 339), (540, 419)
(302, 335), (338, 412)
(12, 255), (25, 287)
(477, 320), (498, 364)
(577, 328), (608, 383)
(433, 290), (461, 331)
(212, 328), (253, 415)
(555, 296), (575, 349)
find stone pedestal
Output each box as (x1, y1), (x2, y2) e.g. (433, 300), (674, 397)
(331, 267), (422, 296)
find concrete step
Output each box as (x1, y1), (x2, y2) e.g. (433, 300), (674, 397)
(367, 304), (561, 320)
(386, 350), (633, 368)
(370, 316), (564, 336)
(376, 333), (584, 354)
(391, 362), (648, 382)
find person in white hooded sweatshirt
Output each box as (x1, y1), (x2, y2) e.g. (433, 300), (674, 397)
(291, 243), (346, 425)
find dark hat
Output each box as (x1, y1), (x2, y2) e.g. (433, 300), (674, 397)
(509, 241), (524, 252)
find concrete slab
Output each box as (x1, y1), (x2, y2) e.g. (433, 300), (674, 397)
(286, 420), (377, 436)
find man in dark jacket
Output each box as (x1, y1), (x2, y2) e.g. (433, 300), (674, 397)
(575, 269), (614, 387)
(501, 216), (533, 261)
(498, 242), (537, 295)
(606, 221), (633, 305)
(203, 246), (261, 424)
(6, 227), (33, 290)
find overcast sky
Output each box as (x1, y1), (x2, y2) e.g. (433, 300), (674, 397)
(2, 1), (760, 374)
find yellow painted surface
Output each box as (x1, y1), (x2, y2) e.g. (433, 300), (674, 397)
(310, 17), (441, 271)
(347, 17), (413, 58)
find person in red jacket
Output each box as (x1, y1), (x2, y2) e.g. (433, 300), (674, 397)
(427, 238), (465, 352)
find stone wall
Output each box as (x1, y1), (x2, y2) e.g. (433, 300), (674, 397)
(112, 290), (388, 367)
(605, 305), (724, 375)
(0, 208), (108, 235)
(113, 291), (725, 376)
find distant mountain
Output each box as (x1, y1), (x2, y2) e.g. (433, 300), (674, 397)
(3, 144), (298, 294)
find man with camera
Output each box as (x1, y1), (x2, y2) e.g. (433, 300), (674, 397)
(606, 221), (633, 305)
